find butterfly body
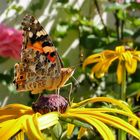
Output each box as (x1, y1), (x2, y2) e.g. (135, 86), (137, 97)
(13, 15), (74, 94)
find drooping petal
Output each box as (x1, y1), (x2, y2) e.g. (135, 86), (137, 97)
(71, 97), (132, 113)
(0, 119), (22, 139)
(102, 50), (116, 57)
(95, 71), (105, 78)
(89, 112), (140, 139)
(91, 62), (105, 78)
(82, 54), (101, 69)
(93, 56), (118, 78)
(0, 104), (33, 122)
(125, 58), (137, 74)
(91, 62), (103, 73)
(122, 51), (132, 64)
(117, 61), (124, 84)
(22, 114), (44, 140)
(15, 131), (24, 140)
(77, 127), (87, 139)
(100, 56), (118, 73)
(133, 55), (140, 61)
(68, 108), (137, 120)
(67, 114), (115, 140)
(65, 109), (140, 139)
(67, 123), (75, 138)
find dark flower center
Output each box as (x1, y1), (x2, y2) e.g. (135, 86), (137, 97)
(32, 94), (69, 114)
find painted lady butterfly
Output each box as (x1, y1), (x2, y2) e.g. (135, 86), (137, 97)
(13, 15), (74, 94)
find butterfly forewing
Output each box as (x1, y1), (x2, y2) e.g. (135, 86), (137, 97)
(21, 14), (62, 78)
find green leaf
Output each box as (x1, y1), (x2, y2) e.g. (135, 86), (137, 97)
(11, 5), (23, 13)
(126, 82), (140, 97)
(130, 2), (140, 9)
(30, 0), (45, 12)
(133, 18), (140, 26)
(52, 122), (62, 139)
(117, 10), (127, 20)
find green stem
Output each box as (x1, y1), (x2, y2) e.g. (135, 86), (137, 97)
(118, 64), (127, 140)
(121, 65), (127, 101)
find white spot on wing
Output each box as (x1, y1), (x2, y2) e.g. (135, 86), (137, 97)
(40, 30), (46, 35)
(36, 30), (46, 37)
(40, 56), (46, 62)
(29, 32), (33, 38)
(36, 31), (41, 37)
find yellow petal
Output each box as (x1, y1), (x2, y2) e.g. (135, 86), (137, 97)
(92, 62), (103, 73)
(15, 131), (24, 140)
(117, 61), (124, 84)
(77, 127), (87, 139)
(65, 110), (140, 139)
(90, 112), (140, 139)
(115, 46), (125, 53)
(101, 56), (118, 73)
(95, 71), (105, 78)
(38, 112), (59, 130)
(91, 62), (105, 78)
(0, 119), (22, 139)
(102, 50), (115, 57)
(0, 104), (32, 111)
(68, 108), (136, 119)
(125, 58), (137, 74)
(132, 50), (140, 55)
(122, 51), (132, 63)
(82, 54), (101, 69)
(22, 114), (43, 140)
(67, 114), (115, 140)
(67, 123), (75, 138)
(133, 55), (140, 61)
(0, 104), (33, 122)
(0, 115), (18, 122)
(129, 118), (137, 128)
(87, 116), (115, 140)
(71, 97), (132, 113)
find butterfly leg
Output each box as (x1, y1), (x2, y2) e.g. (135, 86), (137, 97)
(55, 88), (60, 95)
(55, 88), (60, 112)
(36, 93), (42, 102)
(63, 82), (73, 104)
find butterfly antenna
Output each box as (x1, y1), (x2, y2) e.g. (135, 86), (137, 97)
(72, 75), (79, 87)
(71, 62), (83, 69)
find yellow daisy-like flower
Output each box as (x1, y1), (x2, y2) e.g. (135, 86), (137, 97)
(83, 46), (140, 84)
(0, 94), (140, 140)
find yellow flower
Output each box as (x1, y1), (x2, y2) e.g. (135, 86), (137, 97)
(0, 95), (140, 140)
(83, 46), (140, 84)
(128, 111), (140, 129)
